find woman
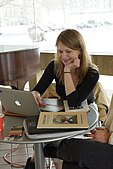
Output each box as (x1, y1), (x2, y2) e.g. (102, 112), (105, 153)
(32, 29), (99, 107)
(25, 29), (99, 169)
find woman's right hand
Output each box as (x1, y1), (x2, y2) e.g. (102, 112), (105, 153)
(31, 91), (46, 107)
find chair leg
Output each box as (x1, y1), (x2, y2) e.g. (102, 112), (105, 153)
(49, 158), (53, 169)
(10, 143), (13, 167)
(45, 158), (53, 169)
(25, 143), (29, 157)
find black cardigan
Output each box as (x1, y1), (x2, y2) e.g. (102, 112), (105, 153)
(33, 60), (99, 107)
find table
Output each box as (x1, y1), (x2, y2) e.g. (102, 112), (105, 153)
(0, 105), (98, 169)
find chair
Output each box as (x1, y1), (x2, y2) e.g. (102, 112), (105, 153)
(93, 82), (110, 123)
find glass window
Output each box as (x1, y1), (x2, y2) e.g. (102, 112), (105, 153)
(0, 0), (113, 53)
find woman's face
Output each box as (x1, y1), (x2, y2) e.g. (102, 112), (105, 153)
(57, 42), (80, 65)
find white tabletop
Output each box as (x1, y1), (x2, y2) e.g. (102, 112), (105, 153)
(0, 105), (98, 144)
(0, 104), (98, 169)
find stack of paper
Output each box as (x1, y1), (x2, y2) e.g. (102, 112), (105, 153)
(64, 100), (90, 112)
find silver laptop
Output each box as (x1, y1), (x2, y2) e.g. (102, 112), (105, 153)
(0, 86), (40, 117)
(0, 86), (64, 117)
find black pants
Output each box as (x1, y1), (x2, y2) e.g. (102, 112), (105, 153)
(56, 138), (113, 169)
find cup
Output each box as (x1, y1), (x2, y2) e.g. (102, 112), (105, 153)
(0, 114), (4, 132)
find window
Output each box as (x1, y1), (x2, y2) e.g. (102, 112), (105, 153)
(0, 0), (113, 53)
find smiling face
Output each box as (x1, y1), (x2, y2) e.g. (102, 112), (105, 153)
(55, 29), (94, 84)
(57, 42), (80, 65)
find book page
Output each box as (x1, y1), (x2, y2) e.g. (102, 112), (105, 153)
(37, 111), (88, 129)
(64, 100), (90, 112)
(40, 98), (64, 112)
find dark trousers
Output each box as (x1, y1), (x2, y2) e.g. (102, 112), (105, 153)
(57, 138), (113, 169)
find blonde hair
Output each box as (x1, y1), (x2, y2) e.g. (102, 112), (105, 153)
(54, 29), (98, 84)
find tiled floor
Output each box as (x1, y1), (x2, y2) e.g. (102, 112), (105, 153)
(0, 85), (56, 169)
(0, 75), (113, 169)
(0, 143), (34, 169)
(0, 142), (55, 169)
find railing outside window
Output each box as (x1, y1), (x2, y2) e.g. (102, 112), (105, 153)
(0, 0), (113, 53)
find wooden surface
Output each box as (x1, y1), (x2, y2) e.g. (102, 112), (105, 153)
(92, 55), (113, 75)
(40, 52), (113, 76)
(30, 52), (113, 91)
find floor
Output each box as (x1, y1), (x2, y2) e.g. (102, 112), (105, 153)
(0, 83), (56, 169)
(0, 143), (34, 169)
(0, 75), (113, 169)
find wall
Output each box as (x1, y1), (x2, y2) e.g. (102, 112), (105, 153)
(92, 55), (113, 75)
(40, 52), (113, 76)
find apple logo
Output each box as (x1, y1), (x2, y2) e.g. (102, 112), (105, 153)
(15, 100), (21, 106)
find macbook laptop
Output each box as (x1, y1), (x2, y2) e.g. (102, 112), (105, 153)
(0, 86), (64, 117)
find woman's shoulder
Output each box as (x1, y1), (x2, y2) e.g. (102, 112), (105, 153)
(86, 67), (99, 80)
(46, 59), (55, 68)
(48, 59), (55, 65)
(44, 59), (56, 75)
(88, 66), (99, 75)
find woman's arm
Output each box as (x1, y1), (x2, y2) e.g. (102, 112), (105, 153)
(64, 72), (76, 95)
(64, 57), (80, 95)
(31, 60), (55, 105)
(32, 60), (55, 95)
(67, 70), (99, 107)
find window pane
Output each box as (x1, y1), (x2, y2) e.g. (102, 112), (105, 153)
(0, 0), (113, 53)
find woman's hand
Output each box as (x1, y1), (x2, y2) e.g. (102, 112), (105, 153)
(84, 127), (111, 143)
(64, 57), (80, 72)
(31, 91), (46, 107)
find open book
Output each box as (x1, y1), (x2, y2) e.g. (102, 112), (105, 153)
(64, 100), (90, 112)
(37, 111), (88, 129)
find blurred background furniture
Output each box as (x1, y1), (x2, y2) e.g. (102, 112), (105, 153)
(0, 45), (40, 90)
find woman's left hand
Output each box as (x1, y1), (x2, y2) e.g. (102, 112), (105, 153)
(64, 57), (80, 72)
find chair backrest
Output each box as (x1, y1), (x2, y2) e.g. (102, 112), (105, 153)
(105, 94), (113, 129)
(93, 82), (110, 122)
